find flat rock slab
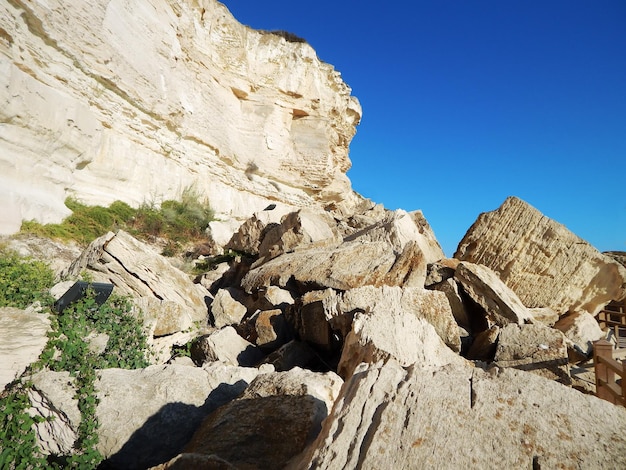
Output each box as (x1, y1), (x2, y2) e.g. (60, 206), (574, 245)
(455, 196), (626, 315)
(292, 361), (626, 469)
(0, 307), (50, 390)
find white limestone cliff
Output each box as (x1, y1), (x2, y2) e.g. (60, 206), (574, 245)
(0, 0), (362, 234)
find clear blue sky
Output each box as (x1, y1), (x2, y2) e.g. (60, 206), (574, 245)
(221, 1), (626, 256)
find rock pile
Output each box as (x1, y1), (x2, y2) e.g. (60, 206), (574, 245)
(12, 196), (626, 469)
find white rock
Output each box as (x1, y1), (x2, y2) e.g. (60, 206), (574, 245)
(554, 311), (605, 357)
(211, 288), (247, 328)
(0, 307), (51, 390)
(0, 0), (361, 235)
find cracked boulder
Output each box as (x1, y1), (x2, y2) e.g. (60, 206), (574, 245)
(291, 360), (626, 469)
(62, 231), (209, 329)
(455, 196), (626, 316)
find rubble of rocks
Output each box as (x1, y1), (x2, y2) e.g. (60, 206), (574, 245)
(8, 197), (626, 468)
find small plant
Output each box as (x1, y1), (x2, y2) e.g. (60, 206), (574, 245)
(0, 248), (55, 308)
(0, 252), (151, 469)
(261, 29), (307, 43)
(20, 187), (216, 256)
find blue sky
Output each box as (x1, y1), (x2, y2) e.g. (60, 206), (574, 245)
(221, 1), (626, 256)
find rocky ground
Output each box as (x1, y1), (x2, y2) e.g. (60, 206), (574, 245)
(3, 196), (626, 469)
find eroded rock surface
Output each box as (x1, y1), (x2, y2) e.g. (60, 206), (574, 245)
(455, 196), (626, 315)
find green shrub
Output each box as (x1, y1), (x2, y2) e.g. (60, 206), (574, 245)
(20, 188), (215, 255)
(0, 260), (151, 469)
(0, 249), (55, 309)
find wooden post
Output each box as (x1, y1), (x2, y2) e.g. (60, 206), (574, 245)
(622, 360), (626, 407)
(593, 339), (615, 404)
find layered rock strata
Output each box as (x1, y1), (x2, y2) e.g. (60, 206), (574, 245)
(0, 0), (361, 234)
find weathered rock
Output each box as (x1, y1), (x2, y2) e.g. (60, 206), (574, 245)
(96, 363), (260, 469)
(210, 288), (247, 328)
(133, 297), (195, 337)
(256, 208), (341, 262)
(455, 261), (534, 327)
(27, 371), (80, 456)
(2, 235), (81, 277)
(337, 296), (467, 378)
(554, 311), (605, 358)
(455, 196), (626, 315)
(425, 258), (460, 287)
(428, 278), (470, 329)
(291, 360), (626, 469)
(0, 0), (362, 236)
(255, 309), (291, 350)
(181, 368), (342, 469)
(259, 285), (295, 310)
(191, 327), (264, 367)
(225, 205), (294, 255)
(0, 306), (51, 390)
(494, 323), (570, 384)
(242, 238), (427, 292)
(62, 231), (209, 325)
(151, 330), (203, 365)
(343, 209), (445, 264)
(466, 325), (500, 361)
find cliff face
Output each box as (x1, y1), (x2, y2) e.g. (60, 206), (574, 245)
(0, 0), (362, 234)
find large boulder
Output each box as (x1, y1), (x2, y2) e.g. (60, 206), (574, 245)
(292, 360), (626, 469)
(62, 231), (209, 327)
(170, 368), (343, 469)
(242, 239), (427, 292)
(494, 323), (570, 384)
(455, 196), (626, 315)
(0, 306), (51, 391)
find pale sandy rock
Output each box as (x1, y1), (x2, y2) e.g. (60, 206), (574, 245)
(190, 326), (263, 367)
(529, 306), (560, 327)
(261, 285), (295, 309)
(0, 306), (51, 390)
(133, 297), (195, 337)
(344, 209), (444, 264)
(256, 208), (341, 262)
(455, 261), (534, 327)
(150, 453), (237, 470)
(466, 325), (500, 361)
(0, 0), (361, 235)
(554, 311), (605, 358)
(211, 288), (247, 328)
(63, 231), (209, 324)
(225, 205), (293, 255)
(96, 363), (259, 469)
(291, 361), (626, 469)
(182, 368), (342, 469)
(239, 367), (343, 421)
(494, 323), (570, 384)
(455, 196), (626, 315)
(27, 371), (79, 455)
(427, 278), (470, 330)
(242, 238), (426, 292)
(2, 235), (81, 278)
(337, 300), (467, 379)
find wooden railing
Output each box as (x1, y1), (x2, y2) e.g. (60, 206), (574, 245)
(596, 300), (626, 348)
(593, 339), (626, 407)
